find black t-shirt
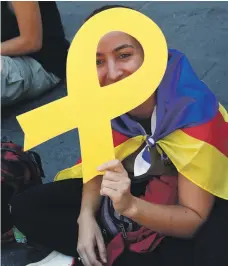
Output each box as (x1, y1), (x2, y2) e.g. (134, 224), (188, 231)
(1, 1), (69, 79)
(136, 117), (152, 135)
(98, 116), (155, 240)
(130, 116), (152, 197)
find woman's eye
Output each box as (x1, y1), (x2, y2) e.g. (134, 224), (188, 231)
(119, 53), (132, 59)
(96, 59), (104, 66)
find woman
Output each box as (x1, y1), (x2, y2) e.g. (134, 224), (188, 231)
(10, 5), (228, 266)
(1, 1), (69, 107)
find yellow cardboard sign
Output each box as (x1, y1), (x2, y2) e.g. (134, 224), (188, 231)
(16, 8), (168, 183)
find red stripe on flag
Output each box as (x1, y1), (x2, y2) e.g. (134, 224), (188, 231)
(182, 111), (228, 156)
(76, 158), (82, 164)
(112, 130), (130, 147)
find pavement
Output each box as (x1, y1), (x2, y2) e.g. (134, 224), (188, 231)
(1, 1), (228, 265)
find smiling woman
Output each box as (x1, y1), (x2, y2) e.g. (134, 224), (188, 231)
(96, 31), (144, 87)
(8, 4), (228, 266)
(96, 31), (156, 120)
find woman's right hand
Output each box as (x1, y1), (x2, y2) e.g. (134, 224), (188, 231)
(77, 214), (107, 266)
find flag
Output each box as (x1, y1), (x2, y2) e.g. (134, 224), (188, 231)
(55, 49), (228, 199)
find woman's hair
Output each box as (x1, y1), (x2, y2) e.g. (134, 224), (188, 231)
(85, 4), (134, 22)
(85, 4), (144, 56)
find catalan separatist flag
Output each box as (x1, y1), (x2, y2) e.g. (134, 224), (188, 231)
(55, 49), (228, 200)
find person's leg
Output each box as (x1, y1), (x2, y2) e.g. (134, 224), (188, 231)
(1, 56), (25, 106)
(113, 250), (159, 266)
(1, 183), (14, 233)
(1, 183), (15, 244)
(1, 55), (60, 107)
(155, 237), (194, 266)
(194, 198), (228, 266)
(113, 236), (193, 266)
(10, 179), (83, 257)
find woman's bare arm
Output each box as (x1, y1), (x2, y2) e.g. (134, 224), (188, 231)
(1, 1), (42, 56)
(77, 175), (103, 223)
(124, 173), (215, 238)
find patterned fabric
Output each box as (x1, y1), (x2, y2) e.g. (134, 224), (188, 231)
(1, 136), (45, 194)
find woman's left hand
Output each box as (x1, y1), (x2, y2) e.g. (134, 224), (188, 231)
(98, 159), (134, 215)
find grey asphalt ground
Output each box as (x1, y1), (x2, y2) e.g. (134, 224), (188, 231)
(1, 1), (228, 265)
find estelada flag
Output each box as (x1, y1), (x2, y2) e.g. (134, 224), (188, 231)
(55, 49), (228, 200)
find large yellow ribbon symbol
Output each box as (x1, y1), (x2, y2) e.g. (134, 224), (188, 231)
(16, 8), (168, 183)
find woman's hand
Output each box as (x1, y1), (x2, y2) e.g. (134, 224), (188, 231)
(98, 160), (215, 238)
(98, 159), (135, 215)
(77, 214), (107, 266)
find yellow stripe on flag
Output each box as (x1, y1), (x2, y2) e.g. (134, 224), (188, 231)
(219, 103), (228, 122)
(158, 130), (228, 199)
(54, 135), (145, 182)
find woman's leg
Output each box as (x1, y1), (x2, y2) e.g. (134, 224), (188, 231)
(1, 183), (14, 233)
(155, 237), (194, 266)
(194, 198), (228, 266)
(1, 55), (60, 107)
(10, 179), (83, 257)
(113, 237), (193, 266)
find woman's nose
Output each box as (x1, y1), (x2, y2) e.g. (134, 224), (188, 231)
(107, 61), (123, 83)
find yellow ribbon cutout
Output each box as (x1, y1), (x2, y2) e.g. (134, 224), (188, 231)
(16, 8), (168, 183)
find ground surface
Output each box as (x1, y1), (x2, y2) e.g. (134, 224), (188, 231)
(1, 1), (228, 265)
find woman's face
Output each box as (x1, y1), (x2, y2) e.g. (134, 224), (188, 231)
(96, 31), (144, 87)
(96, 31), (155, 119)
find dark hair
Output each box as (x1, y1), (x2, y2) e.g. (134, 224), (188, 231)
(85, 4), (134, 22)
(84, 4), (144, 54)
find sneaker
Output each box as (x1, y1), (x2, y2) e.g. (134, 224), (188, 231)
(25, 251), (75, 266)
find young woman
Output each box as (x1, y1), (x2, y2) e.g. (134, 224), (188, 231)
(1, 1), (69, 107)
(9, 5), (228, 266)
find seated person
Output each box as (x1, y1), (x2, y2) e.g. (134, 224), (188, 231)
(1, 1), (69, 107)
(8, 5), (228, 266)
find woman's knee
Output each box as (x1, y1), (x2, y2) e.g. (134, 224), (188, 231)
(1, 55), (25, 106)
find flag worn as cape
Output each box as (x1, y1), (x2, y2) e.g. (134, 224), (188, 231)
(55, 49), (228, 200)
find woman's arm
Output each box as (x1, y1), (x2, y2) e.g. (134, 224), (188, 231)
(99, 160), (215, 239)
(77, 175), (107, 265)
(77, 175), (103, 222)
(1, 1), (42, 56)
(124, 173), (215, 238)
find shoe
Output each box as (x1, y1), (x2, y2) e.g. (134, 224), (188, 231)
(25, 251), (75, 266)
